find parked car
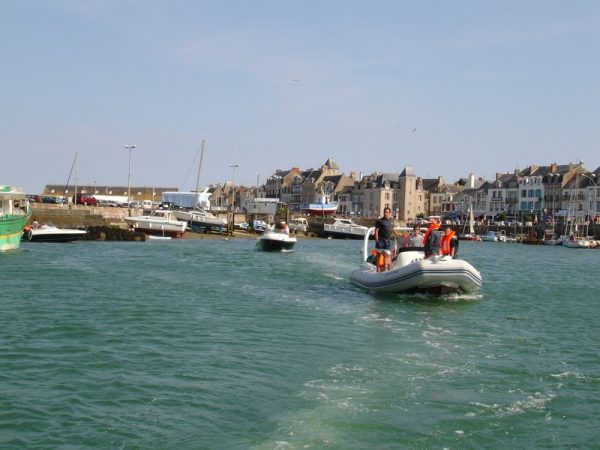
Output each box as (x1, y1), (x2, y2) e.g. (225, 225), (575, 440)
(41, 195), (61, 204)
(98, 199), (119, 207)
(26, 194), (42, 203)
(73, 193), (98, 206)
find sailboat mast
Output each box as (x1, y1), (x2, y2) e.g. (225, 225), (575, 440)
(195, 140), (205, 192)
(74, 152), (79, 204)
(64, 152), (79, 205)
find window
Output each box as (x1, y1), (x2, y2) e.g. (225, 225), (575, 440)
(521, 190), (526, 197)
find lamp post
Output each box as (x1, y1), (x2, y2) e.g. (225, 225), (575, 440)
(229, 163), (239, 234)
(123, 145), (137, 209)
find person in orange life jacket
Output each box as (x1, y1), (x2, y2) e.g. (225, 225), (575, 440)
(440, 227), (459, 258)
(423, 217), (442, 258)
(374, 207), (395, 271)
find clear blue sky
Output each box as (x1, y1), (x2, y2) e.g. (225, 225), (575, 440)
(2, 0), (599, 194)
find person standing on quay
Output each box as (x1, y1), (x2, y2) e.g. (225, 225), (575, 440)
(374, 207), (395, 271)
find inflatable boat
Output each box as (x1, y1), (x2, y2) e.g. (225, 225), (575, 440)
(350, 228), (483, 295)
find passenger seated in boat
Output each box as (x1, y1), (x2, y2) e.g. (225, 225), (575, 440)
(277, 221), (289, 234)
(440, 227), (459, 258)
(408, 225), (423, 247)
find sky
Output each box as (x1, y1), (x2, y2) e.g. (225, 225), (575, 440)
(2, 0), (599, 194)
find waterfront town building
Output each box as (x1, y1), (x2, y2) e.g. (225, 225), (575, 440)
(42, 160), (599, 225)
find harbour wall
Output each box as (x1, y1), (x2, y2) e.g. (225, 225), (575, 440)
(28, 205), (599, 239)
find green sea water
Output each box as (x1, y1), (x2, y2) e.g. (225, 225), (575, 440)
(1, 238), (599, 449)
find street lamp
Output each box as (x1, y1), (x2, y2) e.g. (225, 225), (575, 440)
(123, 145), (137, 208)
(229, 164), (239, 234)
(229, 164), (239, 211)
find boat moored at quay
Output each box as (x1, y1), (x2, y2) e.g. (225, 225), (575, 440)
(323, 218), (370, 239)
(124, 210), (188, 238)
(23, 222), (87, 243)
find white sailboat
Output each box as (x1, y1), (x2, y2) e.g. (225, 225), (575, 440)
(172, 141), (227, 233)
(459, 204), (481, 241)
(562, 166), (594, 248)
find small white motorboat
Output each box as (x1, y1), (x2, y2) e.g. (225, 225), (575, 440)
(480, 230), (499, 242)
(350, 227), (483, 295)
(256, 226), (297, 252)
(323, 218), (369, 239)
(124, 210), (187, 238)
(23, 223), (87, 243)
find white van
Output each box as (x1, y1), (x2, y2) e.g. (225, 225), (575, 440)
(289, 217), (308, 233)
(141, 200), (154, 210)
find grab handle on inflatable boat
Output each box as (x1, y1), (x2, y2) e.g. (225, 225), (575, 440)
(362, 227), (376, 262)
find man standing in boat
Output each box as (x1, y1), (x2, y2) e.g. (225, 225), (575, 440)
(423, 217), (442, 258)
(374, 207), (396, 271)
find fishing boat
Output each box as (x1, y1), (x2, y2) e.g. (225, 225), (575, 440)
(459, 205), (482, 241)
(0, 186), (31, 251)
(300, 188), (339, 216)
(124, 210), (188, 238)
(256, 225), (297, 252)
(350, 227), (483, 295)
(23, 222), (87, 243)
(323, 218), (369, 239)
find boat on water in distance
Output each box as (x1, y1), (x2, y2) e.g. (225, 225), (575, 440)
(256, 224), (297, 252)
(0, 185), (31, 252)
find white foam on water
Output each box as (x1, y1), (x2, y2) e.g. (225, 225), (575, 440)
(549, 371), (586, 379)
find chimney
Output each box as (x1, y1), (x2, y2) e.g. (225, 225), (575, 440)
(551, 162), (557, 174)
(469, 173), (475, 188)
(496, 172), (502, 181)
(292, 167), (300, 174)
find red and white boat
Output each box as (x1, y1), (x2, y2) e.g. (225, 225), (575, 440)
(300, 188), (338, 216)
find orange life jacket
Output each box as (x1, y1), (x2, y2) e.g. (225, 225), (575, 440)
(376, 252), (386, 271)
(422, 222), (440, 246)
(441, 230), (456, 255)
